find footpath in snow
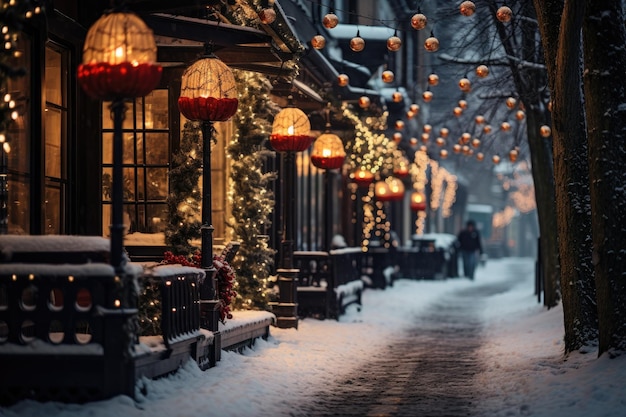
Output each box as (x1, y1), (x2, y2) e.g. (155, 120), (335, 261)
(2, 257), (625, 417)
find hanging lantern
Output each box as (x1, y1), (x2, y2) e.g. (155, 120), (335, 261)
(505, 97), (517, 109)
(258, 8), (276, 24)
(460, 132), (471, 144)
(311, 132), (346, 170)
(422, 90), (433, 102)
(375, 177), (404, 202)
(77, 11), (162, 101)
(428, 73), (439, 86)
(178, 54), (238, 122)
(394, 157), (410, 178)
(392, 90), (403, 102)
(476, 64), (489, 78)
(458, 99), (468, 109)
(407, 110), (416, 119)
(323, 12), (339, 29)
(476, 152), (485, 161)
(422, 133), (430, 143)
(540, 125), (552, 138)
(516, 110), (526, 121)
(483, 124), (493, 134)
(387, 34), (402, 51)
(453, 143), (462, 153)
(509, 148), (519, 162)
(382, 70), (395, 83)
(492, 155), (501, 164)
(453, 106), (463, 117)
(440, 149), (449, 159)
(358, 95), (371, 109)
(496, 6), (513, 22)
(350, 31), (365, 52)
(311, 34), (326, 50)
(424, 35), (440, 52)
(423, 124), (432, 133)
(475, 115), (485, 124)
(459, 77), (471, 92)
(440, 127), (449, 138)
(353, 167), (374, 186)
(501, 121), (512, 132)
(471, 138), (481, 148)
(337, 73), (350, 87)
(459, 1), (476, 16)
(435, 137), (445, 147)
(410, 103), (420, 113)
(393, 132), (403, 143)
(462, 145), (472, 155)
(411, 13), (428, 30)
(270, 105), (314, 152)
(395, 120), (405, 130)
(410, 137), (419, 146)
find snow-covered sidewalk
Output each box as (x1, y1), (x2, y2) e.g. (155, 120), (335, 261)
(3, 258), (625, 417)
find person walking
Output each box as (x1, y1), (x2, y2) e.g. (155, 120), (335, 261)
(457, 220), (483, 279)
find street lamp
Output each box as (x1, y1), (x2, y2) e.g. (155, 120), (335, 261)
(270, 98), (314, 328)
(78, 7), (162, 273)
(177, 46), (238, 330)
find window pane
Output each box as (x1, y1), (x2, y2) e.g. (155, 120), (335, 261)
(44, 184), (61, 234)
(102, 132), (113, 165)
(102, 167), (112, 202)
(8, 178), (29, 234)
(145, 90), (168, 129)
(45, 48), (62, 105)
(147, 204), (167, 233)
(44, 107), (63, 178)
(146, 168), (168, 200)
(145, 133), (169, 164)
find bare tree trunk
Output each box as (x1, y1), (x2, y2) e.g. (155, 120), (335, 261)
(534, 0), (598, 352)
(582, 0), (626, 356)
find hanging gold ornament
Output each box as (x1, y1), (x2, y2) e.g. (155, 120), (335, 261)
(358, 95), (370, 108)
(410, 103), (420, 113)
(323, 12), (339, 29)
(475, 115), (485, 124)
(411, 13), (428, 30)
(436, 137), (446, 146)
(382, 70), (395, 83)
(440, 127), (449, 138)
(392, 90), (403, 102)
(422, 133), (431, 143)
(422, 90), (433, 102)
(458, 99), (468, 109)
(459, 77), (471, 92)
(410, 137), (419, 145)
(492, 155), (501, 164)
(440, 149), (449, 159)
(337, 73), (349, 87)
(505, 97), (517, 109)
(393, 132), (403, 143)
(540, 125), (552, 137)
(350, 31), (365, 52)
(460, 1), (476, 16)
(509, 148), (519, 162)
(311, 34), (326, 49)
(428, 73), (439, 86)
(463, 145), (472, 155)
(453, 143), (462, 153)
(423, 124), (432, 133)
(424, 35), (440, 52)
(460, 132), (471, 144)
(476, 64), (489, 78)
(387, 35), (402, 52)
(471, 138), (481, 148)
(395, 120), (405, 130)
(407, 110), (416, 119)
(483, 124), (493, 134)
(259, 8), (276, 24)
(453, 106), (463, 116)
(496, 6), (513, 22)
(501, 121), (512, 131)
(476, 152), (485, 161)
(516, 110), (526, 120)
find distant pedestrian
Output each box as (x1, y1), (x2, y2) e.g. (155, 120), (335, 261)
(457, 220), (483, 280)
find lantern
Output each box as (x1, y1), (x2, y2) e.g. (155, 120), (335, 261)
(353, 167), (374, 186)
(259, 8), (276, 24)
(422, 90), (433, 102)
(411, 13), (428, 30)
(496, 6), (513, 22)
(311, 132), (346, 170)
(459, 77), (471, 92)
(424, 35), (440, 52)
(387, 34), (402, 51)
(350, 31), (365, 52)
(476, 64), (489, 78)
(358, 95), (371, 109)
(460, 1), (476, 16)
(505, 97), (517, 109)
(323, 12), (339, 29)
(337, 73), (350, 87)
(375, 177), (404, 202)
(77, 11), (162, 101)
(178, 55), (238, 122)
(540, 125), (552, 138)
(394, 157), (410, 178)
(428, 73), (439, 86)
(311, 34), (326, 50)
(382, 70), (395, 83)
(270, 105), (314, 152)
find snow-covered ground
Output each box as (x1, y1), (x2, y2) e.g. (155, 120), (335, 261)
(3, 258), (625, 417)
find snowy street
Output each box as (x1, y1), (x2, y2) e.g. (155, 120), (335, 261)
(3, 258), (625, 417)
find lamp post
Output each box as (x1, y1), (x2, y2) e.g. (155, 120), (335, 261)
(177, 46), (238, 331)
(78, 6), (162, 273)
(311, 118), (346, 252)
(269, 98), (314, 328)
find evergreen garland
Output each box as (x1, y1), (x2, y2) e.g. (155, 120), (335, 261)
(164, 120), (203, 254)
(228, 70), (279, 310)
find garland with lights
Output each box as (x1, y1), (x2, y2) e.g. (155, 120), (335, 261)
(226, 70), (279, 310)
(164, 120), (203, 254)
